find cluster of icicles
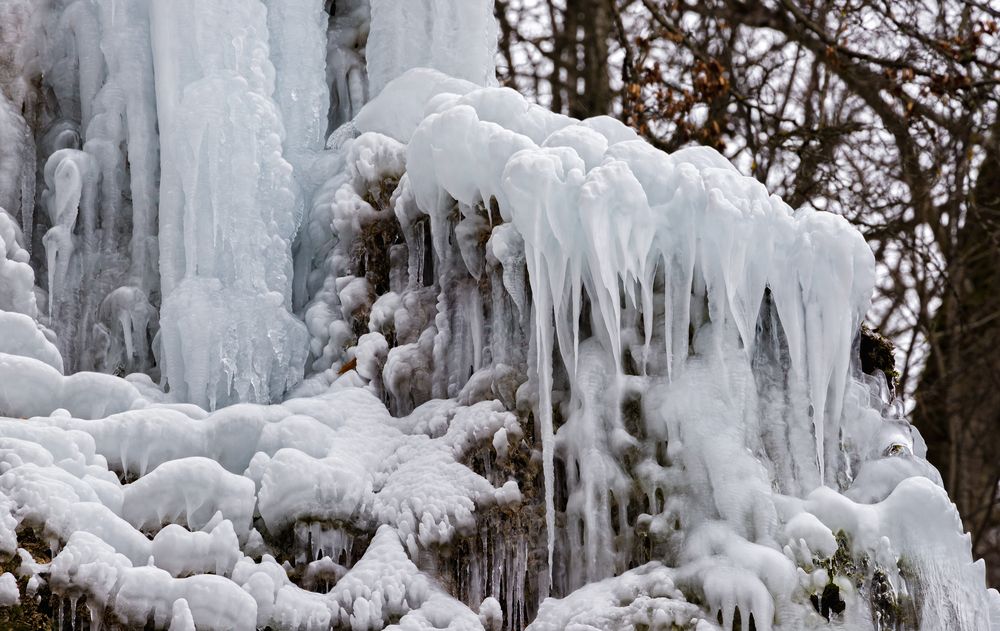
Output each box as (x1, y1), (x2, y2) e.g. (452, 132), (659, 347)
(329, 71), (995, 630)
(3, 66), (996, 628)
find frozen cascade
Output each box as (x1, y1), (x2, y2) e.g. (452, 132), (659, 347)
(4, 0), (162, 376)
(0, 1), (998, 630)
(266, 0), (331, 159)
(265, 0), (331, 313)
(96, 0), (160, 320)
(151, 0), (308, 408)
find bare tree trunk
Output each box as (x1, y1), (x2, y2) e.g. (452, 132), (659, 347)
(569, 0), (611, 118)
(914, 122), (1000, 583)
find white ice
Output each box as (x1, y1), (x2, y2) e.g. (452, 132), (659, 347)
(0, 1), (995, 630)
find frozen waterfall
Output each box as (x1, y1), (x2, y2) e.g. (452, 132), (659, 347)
(0, 0), (996, 630)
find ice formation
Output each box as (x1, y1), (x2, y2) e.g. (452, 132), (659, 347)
(0, 0), (997, 630)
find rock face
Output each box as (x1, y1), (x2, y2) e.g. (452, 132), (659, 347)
(0, 1), (996, 630)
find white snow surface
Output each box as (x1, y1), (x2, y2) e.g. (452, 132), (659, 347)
(0, 1), (996, 630)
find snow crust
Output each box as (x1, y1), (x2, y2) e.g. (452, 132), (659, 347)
(0, 382), (519, 628)
(0, 1), (997, 630)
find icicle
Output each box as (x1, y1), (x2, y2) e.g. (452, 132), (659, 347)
(525, 249), (557, 588)
(60, 0), (105, 131)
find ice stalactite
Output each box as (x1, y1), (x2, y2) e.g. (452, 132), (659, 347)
(94, 0), (161, 299)
(2, 0), (163, 377)
(4, 0), (508, 406)
(41, 149), (94, 324)
(98, 286), (157, 376)
(151, 0), (308, 408)
(384, 73), (996, 628)
(292, 70), (916, 624)
(54, 1), (105, 134)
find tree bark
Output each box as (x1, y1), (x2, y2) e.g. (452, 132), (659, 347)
(914, 122), (1000, 583)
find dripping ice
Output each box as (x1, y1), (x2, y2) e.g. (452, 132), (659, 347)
(0, 0), (997, 630)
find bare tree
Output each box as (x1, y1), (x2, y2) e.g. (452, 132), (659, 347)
(496, 0), (613, 117)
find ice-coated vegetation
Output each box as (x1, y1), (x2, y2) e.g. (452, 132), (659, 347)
(0, 0), (997, 630)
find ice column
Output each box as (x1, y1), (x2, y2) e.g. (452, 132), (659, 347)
(366, 0), (499, 98)
(96, 0), (160, 295)
(264, 0), (330, 311)
(265, 0), (330, 158)
(0, 92), (34, 250)
(151, 0), (307, 408)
